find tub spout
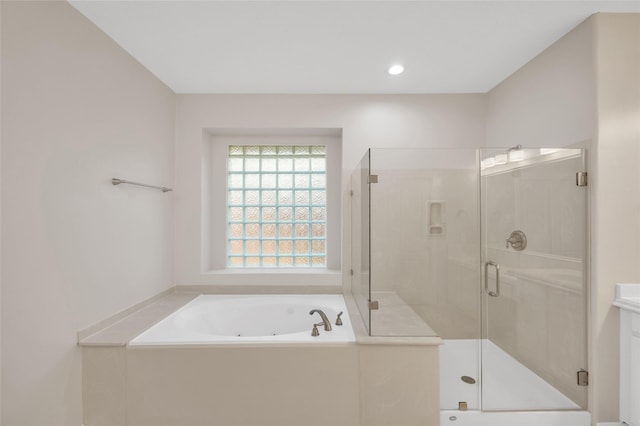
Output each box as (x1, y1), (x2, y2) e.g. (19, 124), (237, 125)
(309, 309), (332, 331)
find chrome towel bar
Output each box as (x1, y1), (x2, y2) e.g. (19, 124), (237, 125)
(111, 178), (172, 193)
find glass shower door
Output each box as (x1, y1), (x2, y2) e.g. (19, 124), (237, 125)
(480, 148), (588, 411)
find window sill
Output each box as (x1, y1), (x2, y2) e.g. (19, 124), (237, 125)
(206, 268), (340, 274)
(200, 268), (343, 287)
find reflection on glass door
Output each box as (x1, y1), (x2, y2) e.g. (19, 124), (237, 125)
(480, 148), (588, 411)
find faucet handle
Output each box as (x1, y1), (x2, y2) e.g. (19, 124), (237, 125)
(505, 230), (527, 251)
(311, 324), (320, 336)
(335, 311), (343, 326)
(505, 237), (514, 248)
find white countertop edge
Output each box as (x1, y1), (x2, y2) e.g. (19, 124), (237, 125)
(613, 299), (640, 315)
(614, 283), (640, 314)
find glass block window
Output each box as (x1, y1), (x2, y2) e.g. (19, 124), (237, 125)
(227, 145), (327, 267)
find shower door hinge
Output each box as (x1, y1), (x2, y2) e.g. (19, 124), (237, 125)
(368, 174), (378, 184)
(369, 300), (379, 310)
(576, 172), (588, 187)
(577, 369), (589, 386)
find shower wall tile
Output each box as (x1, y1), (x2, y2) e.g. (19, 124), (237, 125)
(487, 272), (586, 407)
(369, 168), (480, 338)
(547, 287), (587, 402)
(484, 156), (584, 260)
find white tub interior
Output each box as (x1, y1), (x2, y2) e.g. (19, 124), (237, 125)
(129, 294), (355, 345)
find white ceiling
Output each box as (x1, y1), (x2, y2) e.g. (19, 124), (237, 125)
(69, 1), (640, 94)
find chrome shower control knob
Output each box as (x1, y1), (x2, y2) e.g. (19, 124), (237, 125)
(505, 230), (527, 251)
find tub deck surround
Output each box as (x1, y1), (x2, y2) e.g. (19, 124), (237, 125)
(343, 293), (443, 346)
(369, 291), (439, 337)
(78, 287), (443, 347)
(81, 291), (442, 426)
(78, 284), (341, 346)
(79, 292), (199, 346)
(126, 346), (363, 426)
(130, 294), (356, 345)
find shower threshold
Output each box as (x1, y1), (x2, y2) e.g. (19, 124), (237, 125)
(440, 409), (590, 426)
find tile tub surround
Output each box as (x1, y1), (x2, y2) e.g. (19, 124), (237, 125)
(129, 294), (356, 345)
(79, 292), (198, 346)
(80, 291), (442, 426)
(125, 346), (360, 426)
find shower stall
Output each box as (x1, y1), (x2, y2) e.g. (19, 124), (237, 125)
(350, 147), (589, 425)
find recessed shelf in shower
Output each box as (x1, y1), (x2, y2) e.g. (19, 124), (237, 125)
(426, 201), (446, 236)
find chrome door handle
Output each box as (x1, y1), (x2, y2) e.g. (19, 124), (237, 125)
(484, 261), (500, 297)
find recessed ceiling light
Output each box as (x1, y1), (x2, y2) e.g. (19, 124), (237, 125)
(388, 64), (405, 76)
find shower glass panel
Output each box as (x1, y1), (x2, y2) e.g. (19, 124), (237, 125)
(351, 150), (371, 334)
(367, 148), (480, 338)
(480, 148), (588, 411)
(351, 147), (588, 414)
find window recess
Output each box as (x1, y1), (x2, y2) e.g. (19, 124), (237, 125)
(227, 144), (327, 267)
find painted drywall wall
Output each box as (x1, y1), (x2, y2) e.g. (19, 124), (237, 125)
(1, 2), (175, 425)
(174, 94), (486, 287)
(486, 17), (596, 148)
(487, 13), (640, 423)
(487, 14), (597, 416)
(591, 13), (640, 424)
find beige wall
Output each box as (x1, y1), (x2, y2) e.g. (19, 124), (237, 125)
(2, 3), (637, 425)
(486, 18), (596, 148)
(1, 2), (175, 425)
(486, 14), (596, 414)
(174, 94), (486, 288)
(487, 13), (640, 423)
(591, 13), (640, 423)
